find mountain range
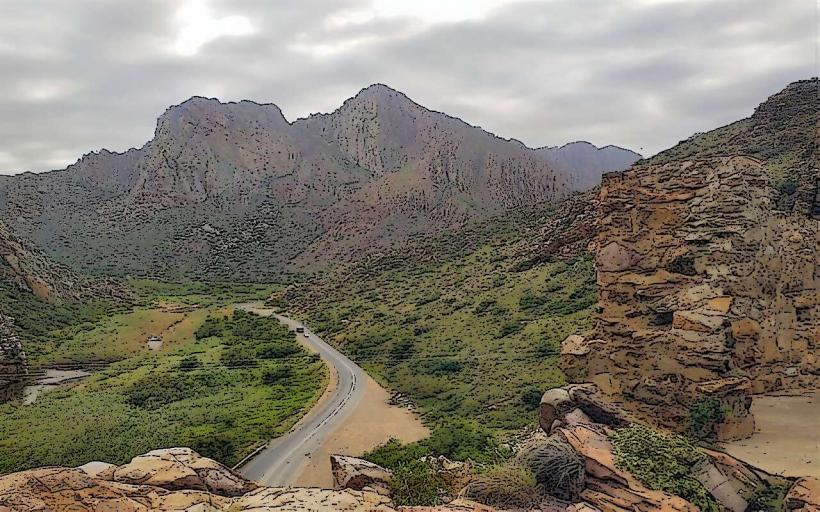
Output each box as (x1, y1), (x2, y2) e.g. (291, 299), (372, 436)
(0, 84), (639, 281)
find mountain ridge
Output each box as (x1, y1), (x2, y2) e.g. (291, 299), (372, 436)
(0, 84), (639, 280)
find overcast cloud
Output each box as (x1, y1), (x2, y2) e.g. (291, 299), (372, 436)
(0, 0), (815, 174)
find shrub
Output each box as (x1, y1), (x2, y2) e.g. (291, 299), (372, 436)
(365, 420), (499, 471)
(221, 346), (255, 367)
(177, 356), (201, 371)
(465, 464), (540, 509)
(610, 424), (718, 512)
(520, 387), (543, 411)
(261, 366), (292, 384)
(688, 396), (725, 439)
(517, 436), (584, 501)
(195, 317), (224, 339)
(388, 460), (443, 506)
(497, 322), (523, 338)
(256, 343), (299, 359)
(747, 483), (789, 512)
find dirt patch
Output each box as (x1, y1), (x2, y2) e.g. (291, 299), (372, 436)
(722, 390), (819, 477)
(293, 375), (430, 487)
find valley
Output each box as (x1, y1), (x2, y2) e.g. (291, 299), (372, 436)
(0, 78), (816, 512)
(0, 286), (329, 474)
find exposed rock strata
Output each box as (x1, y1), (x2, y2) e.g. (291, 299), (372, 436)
(563, 155), (817, 438)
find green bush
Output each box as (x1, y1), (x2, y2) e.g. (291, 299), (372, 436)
(195, 317), (224, 339)
(611, 424), (718, 512)
(688, 396), (725, 439)
(520, 387), (543, 411)
(747, 483), (789, 512)
(177, 356), (201, 371)
(388, 460), (443, 506)
(261, 366), (293, 384)
(365, 420), (500, 471)
(221, 345), (255, 367)
(465, 464), (540, 509)
(256, 343), (299, 359)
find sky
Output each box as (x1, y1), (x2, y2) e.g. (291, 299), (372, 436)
(0, 0), (815, 174)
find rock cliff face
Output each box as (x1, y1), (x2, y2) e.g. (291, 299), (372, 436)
(0, 85), (639, 281)
(0, 314), (25, 400)
(562, 79), (818, 439)
(0, 221), (126, 303)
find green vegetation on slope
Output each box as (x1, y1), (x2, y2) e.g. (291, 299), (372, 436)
(0, 282), (122, 352)
(0, 308), (326, 473)
(611, 424), (718, 512)
(285, 206), (596, 429)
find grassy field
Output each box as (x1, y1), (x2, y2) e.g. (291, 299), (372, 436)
(0, 285), (326, 474)
(285, 208), (596, 430)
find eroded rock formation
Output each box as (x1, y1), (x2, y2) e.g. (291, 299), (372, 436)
(563, 155), (817, 438)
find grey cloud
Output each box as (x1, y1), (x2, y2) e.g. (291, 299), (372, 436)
(0, 0), (814, 173)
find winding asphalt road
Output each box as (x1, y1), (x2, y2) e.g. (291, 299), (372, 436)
(234, 303), (366, 486)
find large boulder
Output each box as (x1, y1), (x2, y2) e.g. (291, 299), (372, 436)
(331, 454), (392, 495)
(111, 447), (256, 497)
(230, 487), (396, 511)
(785, 477), (820, 512)
(554, 424), (699, 512)
(540, 384), (633, 434)
(0, 466), (230, 511)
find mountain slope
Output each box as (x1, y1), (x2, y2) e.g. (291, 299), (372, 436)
(0, 222), (128, 397)
(283, 78), (817, 431)
(0, 85), (638, 281)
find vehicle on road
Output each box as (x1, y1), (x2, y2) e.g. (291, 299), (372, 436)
(296, 327), (305, 333)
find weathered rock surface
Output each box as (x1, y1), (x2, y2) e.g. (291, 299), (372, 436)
(786, 477), (820, 512)
(560, 79), (818, 439)
(563, 154), (817, 437)
(0, 466), (232, 511)
(331, 454), (392, 495)
(111, 447), (257, 497)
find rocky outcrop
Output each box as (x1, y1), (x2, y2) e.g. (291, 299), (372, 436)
(0, 220), (127, 303)
(0, 449), (399, 511)
(111, 447), (257, 497)
(0, 314), (25, 400)
(785, 477), (820, 512)
(331, 454), (392, 495)
(562, 155), (817, 438)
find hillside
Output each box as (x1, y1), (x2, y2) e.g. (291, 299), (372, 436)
(0, 85), (638, 281)
(0, 222), (128, 397)
(283, 78), (817, 432)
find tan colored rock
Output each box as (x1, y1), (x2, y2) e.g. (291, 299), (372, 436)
(706, 296), (733, 313)
(398, 498), (498, 511)
(581, 481), (698, 512)
(0, 467), (230, 512)
(77, 460), (116, 478)
(672, 310), (724, 333)
(231, 487), (396, 511)
(539, 387), (573, 432)
(331, 454), (392, 494)
(112, 447), (256, 497)
(690, 460), (747, 512)
(785, 477), (820, 512)
(566, 503), (603, 512)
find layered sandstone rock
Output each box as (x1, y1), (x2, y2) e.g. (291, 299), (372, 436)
(331, 454), (392, 495)
(563, 155), (817, 438)
(111, 447), (257, 497)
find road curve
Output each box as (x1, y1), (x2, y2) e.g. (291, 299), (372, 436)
(234, 303), (366, 486)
